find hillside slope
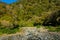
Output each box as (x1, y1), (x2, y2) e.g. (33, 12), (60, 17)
(0, 0), (60, 34)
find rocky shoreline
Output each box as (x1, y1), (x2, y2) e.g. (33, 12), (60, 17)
(0, 27), (60, 40)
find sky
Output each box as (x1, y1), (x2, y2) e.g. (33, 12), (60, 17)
(0, 0), (17, 4)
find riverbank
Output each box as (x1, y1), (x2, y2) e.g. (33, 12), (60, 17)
(0, 27), (60, 40)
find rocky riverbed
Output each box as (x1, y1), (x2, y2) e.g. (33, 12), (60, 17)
(0, 27), (60, 40)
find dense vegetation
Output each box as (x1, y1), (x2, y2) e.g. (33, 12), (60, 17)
(0, 0), (60, 34)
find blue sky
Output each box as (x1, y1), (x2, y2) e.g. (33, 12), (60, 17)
(0, 0), (17, 4)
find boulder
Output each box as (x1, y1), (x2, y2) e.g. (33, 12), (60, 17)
(43, 10), (60, 26)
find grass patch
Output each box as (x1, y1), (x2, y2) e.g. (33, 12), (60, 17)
(0, 27), (19, 35)
(45, 26), (60, 32)
(36, 25), (43, 28)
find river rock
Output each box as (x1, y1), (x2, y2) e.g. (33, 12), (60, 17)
(0, 27), (60, 40)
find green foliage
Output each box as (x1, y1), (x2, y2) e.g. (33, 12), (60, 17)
(45, 26), (60, 32)
(0, 0), (60, 34)
(0, 27), (19, 34)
